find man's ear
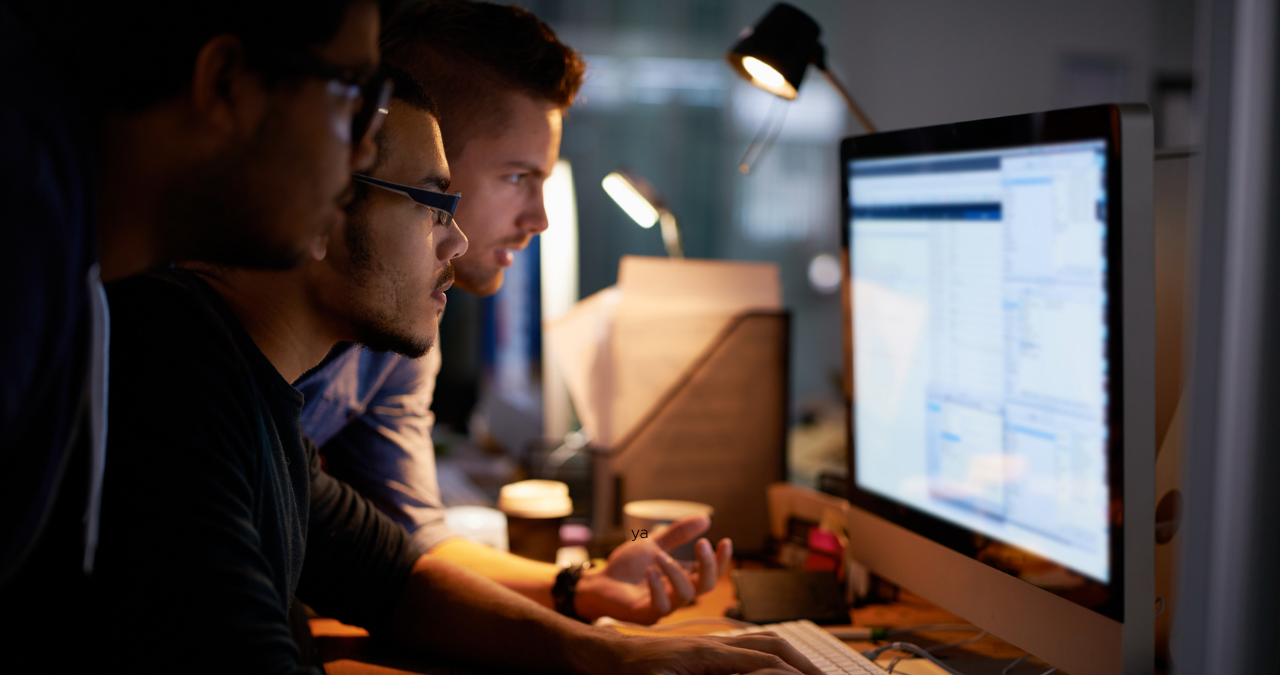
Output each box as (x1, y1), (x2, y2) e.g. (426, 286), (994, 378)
(188, 35), (266, 143)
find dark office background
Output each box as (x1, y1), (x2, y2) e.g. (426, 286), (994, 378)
(432, 0), (1195, 469)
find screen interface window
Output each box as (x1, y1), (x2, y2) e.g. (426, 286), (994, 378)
(848, 140), (1110, 582)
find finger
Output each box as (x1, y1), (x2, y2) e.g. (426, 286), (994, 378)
(712, 635), (824, 675)
(655, 552), (697, 609)
(647, 568), (672, 616)
(653, 514), (711, 551)
(716, 537), (733, 572)
(696, 645), (803, 675)
(694, 538), (717, 594)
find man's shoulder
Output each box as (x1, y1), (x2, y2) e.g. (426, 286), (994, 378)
(108, 268), (225, 330)
(106, 268), (252, 378)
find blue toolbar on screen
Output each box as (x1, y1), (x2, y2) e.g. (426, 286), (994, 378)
(848, 140), (1111, 582)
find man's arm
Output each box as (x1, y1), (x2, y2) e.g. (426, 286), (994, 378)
(316, 351), (732, 623)
(300, 395), (820, 675)
(385, 554), (825, 675)
(430, 515), (732, 623)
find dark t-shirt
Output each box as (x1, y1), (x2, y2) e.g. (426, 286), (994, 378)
(3, 269), (419, 672)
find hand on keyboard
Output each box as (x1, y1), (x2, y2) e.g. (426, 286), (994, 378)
(711, 620), (889, 674)
(604, 632), (825, 675)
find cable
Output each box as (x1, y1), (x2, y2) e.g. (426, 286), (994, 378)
(873, 629), (988, 675)
(737, 97), (789, 175)
(926, 630), (988, 653)
(861, 642), (969, 675)
(1001, 655), (1030, 675)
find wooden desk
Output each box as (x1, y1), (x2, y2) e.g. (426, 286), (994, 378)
(310, 566), (1058, 675)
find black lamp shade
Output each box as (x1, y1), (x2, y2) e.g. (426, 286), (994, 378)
(726, 3), (823, 100)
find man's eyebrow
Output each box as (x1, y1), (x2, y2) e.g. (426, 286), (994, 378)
(503, 161), (547, 177)
(419, 173), (451, 192)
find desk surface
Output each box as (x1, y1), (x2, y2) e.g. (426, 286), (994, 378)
(311, 566), (1059, 675)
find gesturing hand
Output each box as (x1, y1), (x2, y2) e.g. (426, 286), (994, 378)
(574, 515), (732, 624)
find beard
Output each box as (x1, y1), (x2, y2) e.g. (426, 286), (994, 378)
(352, 315), (434, 359)
(342, 195), (450, 359)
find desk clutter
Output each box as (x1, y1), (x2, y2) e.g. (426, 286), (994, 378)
(546, 256), (789, 553)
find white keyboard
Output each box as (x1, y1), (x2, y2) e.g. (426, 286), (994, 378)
(711, 620), (887, 675)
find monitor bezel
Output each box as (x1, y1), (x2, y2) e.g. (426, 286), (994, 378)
(841, 105), (1134, 624)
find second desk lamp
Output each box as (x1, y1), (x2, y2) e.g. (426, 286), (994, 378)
(602, 169), (683, 259)
(726, 3), (877, 173)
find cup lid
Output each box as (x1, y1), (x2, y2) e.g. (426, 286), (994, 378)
(623, 499), (714, 521)
(498, 479), (573, 518)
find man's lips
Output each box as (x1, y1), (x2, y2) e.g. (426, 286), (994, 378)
(432, 263), (455, 296)
(492, 236), (533, 268)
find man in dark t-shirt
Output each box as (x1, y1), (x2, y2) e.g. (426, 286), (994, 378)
(0, 0), (386, 591)
(18, 74), (822, 675)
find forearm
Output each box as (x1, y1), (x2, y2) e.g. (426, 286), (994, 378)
(427, 537), (558, 608)
(384, 554), (614, 674)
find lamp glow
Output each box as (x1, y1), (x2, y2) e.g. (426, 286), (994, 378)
(726, 3), (876, 132)
(602, 172), (659, 228)
(742, 56), (787, 89)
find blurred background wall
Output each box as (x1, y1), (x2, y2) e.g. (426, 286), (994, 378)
(433, 0), (1195, 479)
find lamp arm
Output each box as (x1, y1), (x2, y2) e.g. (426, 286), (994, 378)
(818, 67), (877, 134)
(658, 211), (684, 259)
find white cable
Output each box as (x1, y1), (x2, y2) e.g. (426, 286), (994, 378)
(1001, 654), (1030, 675)
(862, 642), (970, 675)
(926, 630), (988, 653)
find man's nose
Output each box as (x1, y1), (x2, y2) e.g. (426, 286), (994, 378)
(520, 192), (550, 235)
(440, 217), (468, 260)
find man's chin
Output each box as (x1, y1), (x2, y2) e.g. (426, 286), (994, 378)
(454, 264), (504, 297)
(354, 323), (434, 359)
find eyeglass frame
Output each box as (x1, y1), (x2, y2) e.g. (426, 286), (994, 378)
(352, 174), (462, 227)
(267, 51), (393, 150)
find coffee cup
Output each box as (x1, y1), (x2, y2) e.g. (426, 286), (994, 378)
(623, 499), (714, 561)
(499, 480), (573, 563)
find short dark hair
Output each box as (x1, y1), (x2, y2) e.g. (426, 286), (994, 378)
(364, 64), (441, 177)
(380, 0), (585, 159)
(9, 0), (385, 112)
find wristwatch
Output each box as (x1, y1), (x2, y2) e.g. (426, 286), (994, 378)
(552, 560), (593, 621)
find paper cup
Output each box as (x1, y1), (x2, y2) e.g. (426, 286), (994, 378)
(623, 499), (714, 560)
(499, 480), (573, 563)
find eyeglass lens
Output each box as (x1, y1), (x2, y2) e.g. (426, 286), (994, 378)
(351, 79), (394, 150)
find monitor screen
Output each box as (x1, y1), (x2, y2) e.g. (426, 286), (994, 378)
(840, 105), (1154, 671)
(845, 120), (1125, 619)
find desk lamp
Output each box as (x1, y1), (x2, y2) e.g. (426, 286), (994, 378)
(601, 169), (683, 259)
(726, 3), (876, 172)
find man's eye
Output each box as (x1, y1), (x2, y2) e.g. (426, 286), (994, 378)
(504, 174), (524, 184)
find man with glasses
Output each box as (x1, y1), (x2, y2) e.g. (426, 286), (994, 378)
(0, 0), (393, 660)
(296, 0), (732, 627)
(70, 65), (818, 675)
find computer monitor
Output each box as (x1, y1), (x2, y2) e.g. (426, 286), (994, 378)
(840, 104), (1154, 675)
